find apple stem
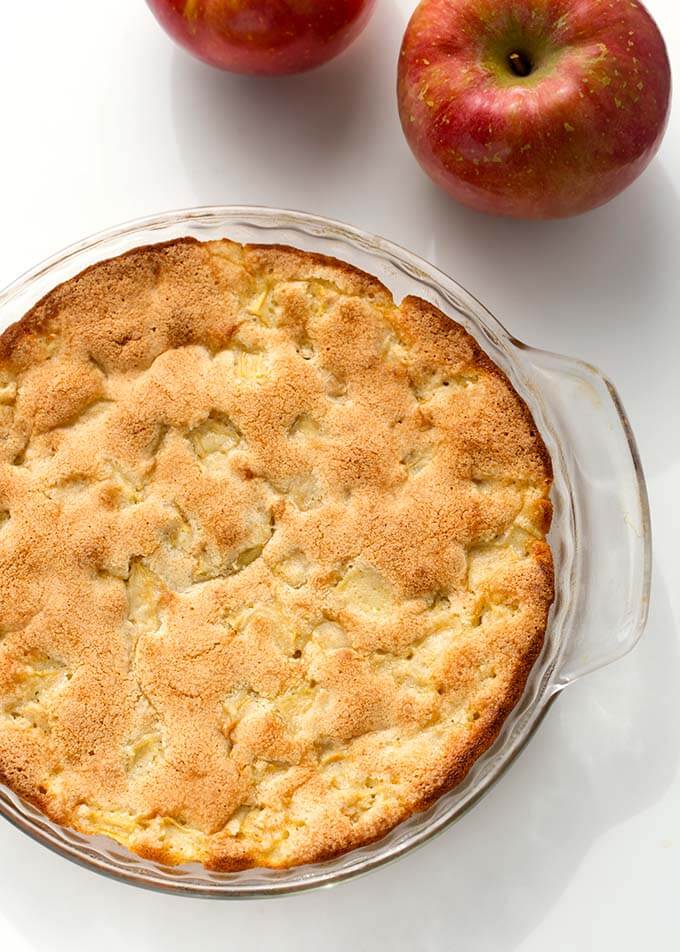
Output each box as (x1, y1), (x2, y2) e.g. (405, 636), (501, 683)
(507, 51), (533, 78)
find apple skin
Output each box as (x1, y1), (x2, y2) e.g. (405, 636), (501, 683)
(147, 0), (376, 75)
(398, 0), (671, 219)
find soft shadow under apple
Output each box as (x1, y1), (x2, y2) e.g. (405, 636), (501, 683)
(169, 0), (408, 218)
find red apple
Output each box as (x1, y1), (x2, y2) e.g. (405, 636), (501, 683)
(398, 0), (671, 219)
(147, 0), (376, 75)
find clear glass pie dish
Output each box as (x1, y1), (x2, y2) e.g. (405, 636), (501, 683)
(0, 206), (651, 898)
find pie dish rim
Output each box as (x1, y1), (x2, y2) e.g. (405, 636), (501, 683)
(0, 206), (650, 897)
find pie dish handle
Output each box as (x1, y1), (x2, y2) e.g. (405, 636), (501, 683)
(519, 346), (652, 689)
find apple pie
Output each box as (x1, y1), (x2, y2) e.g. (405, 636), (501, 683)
(0, 238), (553, 869)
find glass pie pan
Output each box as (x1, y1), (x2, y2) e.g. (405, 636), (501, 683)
(0, 206), (651, 898)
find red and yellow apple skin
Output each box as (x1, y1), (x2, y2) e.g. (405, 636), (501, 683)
(147, 0), (376, 75)
(398, 0), (671, 219)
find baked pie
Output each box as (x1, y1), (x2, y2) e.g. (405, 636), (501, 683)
(0, 238), (553, 869)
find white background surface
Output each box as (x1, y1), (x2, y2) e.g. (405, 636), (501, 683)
(0, 1), (678, 949)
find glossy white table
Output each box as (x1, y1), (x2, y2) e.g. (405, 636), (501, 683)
(0, 1), (678, 949)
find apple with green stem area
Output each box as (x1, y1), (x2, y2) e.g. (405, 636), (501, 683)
(398, 0), (671, 219)
(147, 0), (376, 75)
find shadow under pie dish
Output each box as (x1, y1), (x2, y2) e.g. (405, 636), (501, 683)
(0, 233), (554, 871)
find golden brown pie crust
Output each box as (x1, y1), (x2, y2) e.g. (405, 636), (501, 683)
(0, 237), (553, 869)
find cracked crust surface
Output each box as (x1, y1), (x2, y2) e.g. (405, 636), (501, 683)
(0, 237), (553, 869)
